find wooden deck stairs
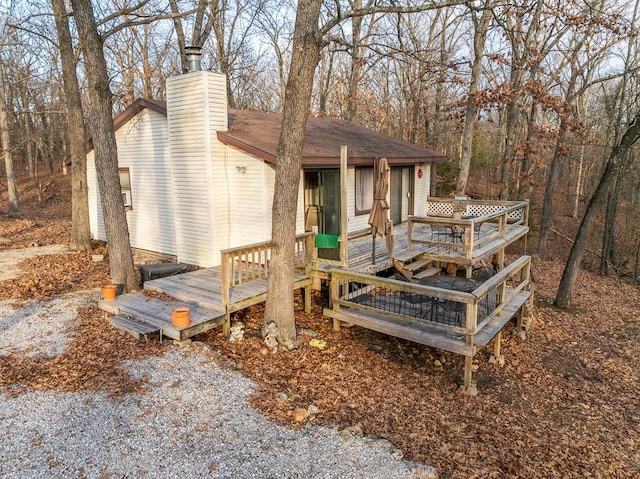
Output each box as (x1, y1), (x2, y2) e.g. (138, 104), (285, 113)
(99, 291), (225, 344)
(393, 257), (441, 282)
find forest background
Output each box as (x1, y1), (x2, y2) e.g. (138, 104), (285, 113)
(1, 0), (639, 286)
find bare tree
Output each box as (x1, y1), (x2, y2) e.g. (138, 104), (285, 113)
(264, 0), (324, 348)
(0, 60), (19, 217)
(264, 0), (465, 347)
(456, 0), (492, 196)
(556, 109), (640, 308)
(71, 0), (137, 290)
(52, 0), (92, 251)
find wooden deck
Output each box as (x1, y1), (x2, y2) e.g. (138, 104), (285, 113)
(98, 198), (533, 393)
(315, 220), (528, 277)
(99, 266), (312, 343)
(324, 256), (534, 392)
(100, 234), (315, 343)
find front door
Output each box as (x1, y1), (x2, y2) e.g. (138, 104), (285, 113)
(390, 166), (413, 224)
(304, 170), (341, 260)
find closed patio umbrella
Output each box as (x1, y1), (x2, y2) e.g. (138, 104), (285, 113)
(368, 157), (390, 264)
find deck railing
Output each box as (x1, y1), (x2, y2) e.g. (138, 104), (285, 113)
(327, 255), (531, 343)
(220, 232), (314, 298)
(407, 199), (529, 259)
(425, 197), (529, 225)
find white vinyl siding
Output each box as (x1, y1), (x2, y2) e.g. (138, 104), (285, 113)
(413, 163), (430, 216)
(346, 167), (371, 233)
(220, 148), (272, 249)
(86, 151), (104, 241)
(86, 109), (174, 255)
(264, 163), (306, 236)
(167, 71), (227, 267)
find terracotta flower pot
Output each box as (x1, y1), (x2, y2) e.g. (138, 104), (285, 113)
(101, 284), (118, 301)
(172, 307), (191, 328)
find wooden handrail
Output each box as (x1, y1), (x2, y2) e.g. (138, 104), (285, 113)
(326, 255), (532, 336)
(220, 232), (314, 306)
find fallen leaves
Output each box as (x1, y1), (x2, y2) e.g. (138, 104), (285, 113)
(0, 249), (110, 301)
(201, 263), (640, 479)
(0, 305), (164, 396)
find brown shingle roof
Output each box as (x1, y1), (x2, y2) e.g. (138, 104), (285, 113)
(107, 100), (446, 165)
(218, 109), (446, 166)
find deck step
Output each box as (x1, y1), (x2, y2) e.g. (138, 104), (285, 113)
(413, 267), (442, 280)
(98, 292), (225, 342)
(107, 314), (160, 340)
(404, 259), (430, 272)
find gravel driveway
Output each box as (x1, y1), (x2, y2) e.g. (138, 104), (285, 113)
(0, 291), (437, 479)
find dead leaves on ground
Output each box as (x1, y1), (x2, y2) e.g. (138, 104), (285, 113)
(0, 249), (110, 301)
(0, 305), (164, 397)
(203, 263), (640, 479)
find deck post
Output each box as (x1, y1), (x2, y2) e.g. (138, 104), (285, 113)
(223, 307), (231, 338)
(330, 275), (341, 331)
(489, 331), (505, 366)
(304, 284), (312, 313)
(407, 217), (414, 251)
(340, 145), (349, 268)
(310, 226), (321, 290)
(464, 355), (473, 388)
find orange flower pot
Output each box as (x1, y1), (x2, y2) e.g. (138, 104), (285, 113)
(101, 284), (118, 301)
(172, 307), (191, 328)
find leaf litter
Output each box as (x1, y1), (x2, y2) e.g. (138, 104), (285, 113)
(1, 176), (639, 478)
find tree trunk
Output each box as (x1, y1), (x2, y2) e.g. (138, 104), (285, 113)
(71, 0), (137, 290)
(600, 174), (622, 275)
(345, 0), (363, 124)
(556, 110), (640, 308)
(0, 65), (20, 217)
(21, 91), (36, 178)
(264, 0), (323, 348)
(498, 82), (521, 200)
(538, 118), (568, 258)
(52, 0), (92, 252)
(456, 3), (491, 196)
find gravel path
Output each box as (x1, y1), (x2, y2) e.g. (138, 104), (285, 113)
(0, 291), (436, 479)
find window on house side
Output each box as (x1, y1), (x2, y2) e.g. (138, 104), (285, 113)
(119, 168), (133, 210)
(355, 167), (374, 215)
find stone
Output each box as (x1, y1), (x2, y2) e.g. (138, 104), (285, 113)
(391, 449), (404, 459)
(275, 392), (288, 401)
(340, 425), (363, 440)
(489, 354), (505, 366)
(229, 322), (245, 342)
(294, 408), (308, 422)
(307, 404), (319, 416)
(296, 327), (317, 337)
(433, 359), (443, 368)
(262, 321), (279, 350)
(465, 383), (478, 397)
(411, 465), (439, 479)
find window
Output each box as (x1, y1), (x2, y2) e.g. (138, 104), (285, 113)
(119, 168), (133, 210)
(355, 167), (374, 215)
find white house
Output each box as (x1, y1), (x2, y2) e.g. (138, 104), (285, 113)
(86, 69), (446, 267)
